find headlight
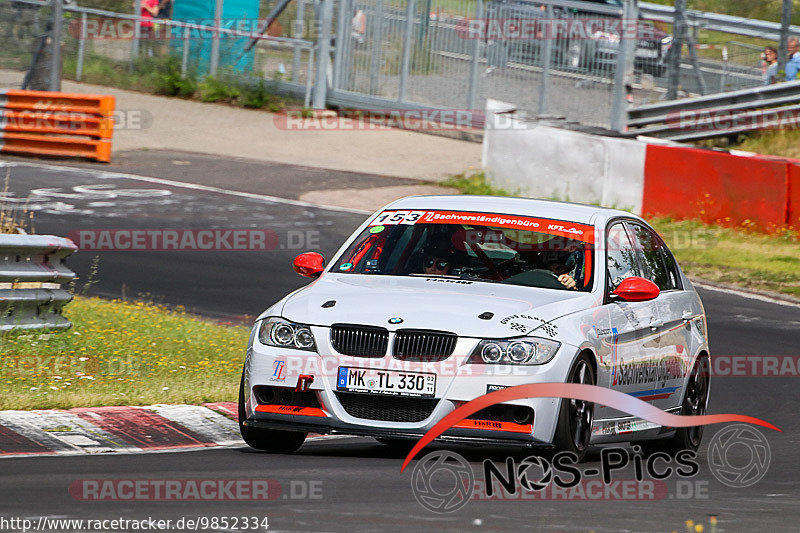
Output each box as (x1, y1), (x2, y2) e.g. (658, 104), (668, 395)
(258, 318), (317, 352)
(467, 337), (560, 365)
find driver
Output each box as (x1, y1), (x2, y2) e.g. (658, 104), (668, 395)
(418, 229), (464, 276)
(423, 253), (453, 276)
(541, 251), (579, 290)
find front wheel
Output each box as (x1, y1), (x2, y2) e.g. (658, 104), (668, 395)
(641, 356), (709, 455)
(553, 353), (595, 461)
(238, 371), (307, 453)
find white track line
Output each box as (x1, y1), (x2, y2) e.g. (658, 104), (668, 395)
(692, 279), (800, 309)
(0, 161), (373, 215)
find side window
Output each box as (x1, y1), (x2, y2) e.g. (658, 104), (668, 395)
(659, 245), (682, 290)
(629, 223), (680, 291)
(606, 223), (639, 290)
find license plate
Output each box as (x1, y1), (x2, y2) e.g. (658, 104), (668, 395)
(636, 49), (659, 58)
(337, 367), (436, 397)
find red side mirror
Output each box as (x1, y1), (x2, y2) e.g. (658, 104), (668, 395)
(293, 252), (326, 278)
(612, 277), (660, 302)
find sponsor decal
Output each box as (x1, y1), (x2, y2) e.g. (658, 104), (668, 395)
(270, 360), (286, 382)
(500, 314), (558, 337)
(612, 356), (684, 388)
(367, 210), (594, 244)
(254, 405), (328, 417)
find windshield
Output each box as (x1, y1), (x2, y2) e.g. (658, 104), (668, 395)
(333, 210), (595, 291)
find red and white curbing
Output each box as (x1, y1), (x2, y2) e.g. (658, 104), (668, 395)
(0, 402), (244, 458)
(0, 402), (336, 458)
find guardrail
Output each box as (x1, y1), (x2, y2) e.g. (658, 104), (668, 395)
(0, 234), (77, 331)
(639, 2), (800, 41)
(626, 80), (800, 141)
(0, 90), (115, 162)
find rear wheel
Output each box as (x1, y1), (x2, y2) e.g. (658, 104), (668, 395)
(641, 356), (709, 455)
(238, 371), (307, 453)
(553, 353), (595, 461)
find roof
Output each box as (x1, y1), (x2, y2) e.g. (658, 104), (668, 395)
(383, 195), (640, 226)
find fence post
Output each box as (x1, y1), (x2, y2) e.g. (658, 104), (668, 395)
(48, 0), (63, 91)
(537, 3), (554, 115)
(777, 0), (792, 78)
(132, 0), (141, 60)
(76, 12), (87, 82)
(313, 0), (334, 108)
(369, 0), (385, 94)
(332, 0), (348, 90)
(666, 0), (686, 100)
(398, 0), (416, 102)
(181, 25), (191, 77)
(209, 0), (224, 76)
(610, 0), (636, 132)
(293, 0), (305, 82)
(338, 0), (355, 91)
(306, 45), (315, 107)
(466, 0), (483, 110)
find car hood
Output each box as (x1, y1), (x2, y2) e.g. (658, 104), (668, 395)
(279, 274), (597, 338)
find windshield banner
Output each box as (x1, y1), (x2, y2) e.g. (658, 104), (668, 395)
(367, 210), (594, 243)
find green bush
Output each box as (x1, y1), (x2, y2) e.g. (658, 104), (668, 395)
(150, 56), (197, 98)
(199, 75), (240, 103)
(239, 79), (272, 108)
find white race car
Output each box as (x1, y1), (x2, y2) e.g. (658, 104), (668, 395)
(239, 197), (710, 459)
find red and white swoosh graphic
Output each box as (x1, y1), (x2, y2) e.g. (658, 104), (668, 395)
(400, 383), (780, 472)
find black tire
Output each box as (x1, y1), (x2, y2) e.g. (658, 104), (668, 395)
(553, 353), (595, 461)
(641, 356), (710, 456)
(238, 371), (307, 453)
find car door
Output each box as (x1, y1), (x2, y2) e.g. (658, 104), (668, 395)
(627, 222), (695, 411)
(597, 221), (663, 419)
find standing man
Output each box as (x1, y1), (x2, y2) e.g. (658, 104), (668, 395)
(785, 37), (800, 81)
(139, 0), (160, 56)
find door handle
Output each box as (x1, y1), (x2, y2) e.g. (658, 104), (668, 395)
(650, 317), (663, 330)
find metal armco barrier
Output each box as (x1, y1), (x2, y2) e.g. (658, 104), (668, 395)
(627, 80), (800, 141)
(639, 2), (800, 41)
(0, 90), (115, 162)
(0, 234), (77, 331)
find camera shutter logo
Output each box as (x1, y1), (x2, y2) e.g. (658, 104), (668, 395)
(411, 450), (474, 513)
(708, 424), (771, 488)
(517, 456), (553, 492)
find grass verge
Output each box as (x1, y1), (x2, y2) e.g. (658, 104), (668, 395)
(443, 172), (800, 298)
(0, 297), (250, 410)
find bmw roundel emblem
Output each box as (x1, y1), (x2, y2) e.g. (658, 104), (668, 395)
(388, 317), (403, 324)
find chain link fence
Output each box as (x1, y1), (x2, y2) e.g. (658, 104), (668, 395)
(0, 0), (52, 89)
(331, 0), (653, 127)
(3, 0), (786, 132)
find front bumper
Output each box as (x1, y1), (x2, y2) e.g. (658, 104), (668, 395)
(242, 330), (579, 447)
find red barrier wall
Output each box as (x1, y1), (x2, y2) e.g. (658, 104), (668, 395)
(643, 145), (789, 230)
(789, 163), (800, 230)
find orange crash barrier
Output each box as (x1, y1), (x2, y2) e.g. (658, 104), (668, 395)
(0, 90), (115, 163)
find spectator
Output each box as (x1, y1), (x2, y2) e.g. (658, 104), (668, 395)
(785, 37), (800, 81)
(762, 46), (778, 85)
(138, 0), (162, 56)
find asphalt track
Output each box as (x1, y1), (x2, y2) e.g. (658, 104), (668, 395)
(1, 158), (800, 532)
